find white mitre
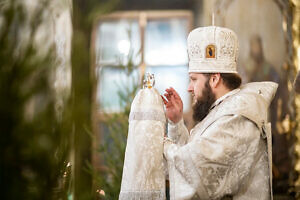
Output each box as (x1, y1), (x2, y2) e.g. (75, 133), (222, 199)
(119, 74), (166, 200)
(187, 26), (239, 73)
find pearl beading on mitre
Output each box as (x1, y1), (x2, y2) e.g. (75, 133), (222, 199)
(187, 26), (239, 73)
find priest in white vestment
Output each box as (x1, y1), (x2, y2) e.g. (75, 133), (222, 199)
(162, 26), (277, 200)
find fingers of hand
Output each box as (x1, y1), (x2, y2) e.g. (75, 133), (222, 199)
(164, 93), (171, 101)
(170, 87), (182, 101)
(165, 89), (181, 105)
(162, 94), (173, 108)
(161, 95), (168, 105)
(166, 87), (181, 102)
(164, 88), (183, 109)
(165, 88), (176, 100)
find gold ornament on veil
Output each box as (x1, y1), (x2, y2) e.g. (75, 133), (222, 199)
(143, 73), (155, 89)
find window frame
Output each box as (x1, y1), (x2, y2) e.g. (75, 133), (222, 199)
(90, 9), (194, 168)
(91, 10), (193, 113)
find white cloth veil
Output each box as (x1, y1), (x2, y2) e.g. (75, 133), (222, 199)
(119, 76), (166, 200)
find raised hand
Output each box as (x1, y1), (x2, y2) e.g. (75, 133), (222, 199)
(161, 87), (183, 124)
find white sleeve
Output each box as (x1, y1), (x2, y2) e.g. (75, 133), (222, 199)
(167, 118), (189, 146)
(164, 115), (263, 200)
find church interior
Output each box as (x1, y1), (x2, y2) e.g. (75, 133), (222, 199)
(1, 0), (300, 199)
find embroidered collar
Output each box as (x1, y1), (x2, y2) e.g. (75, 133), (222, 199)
(210, 88), (240, 110)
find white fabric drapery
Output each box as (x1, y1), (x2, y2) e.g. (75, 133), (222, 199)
(119, 88), (166, 200)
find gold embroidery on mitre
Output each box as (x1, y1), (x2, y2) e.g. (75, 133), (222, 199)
(205, 44), (216, 58)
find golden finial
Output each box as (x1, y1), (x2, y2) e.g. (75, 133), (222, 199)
(143, 73), (155, 89)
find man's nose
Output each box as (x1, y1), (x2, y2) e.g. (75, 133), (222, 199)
(187, 83), (193, 93)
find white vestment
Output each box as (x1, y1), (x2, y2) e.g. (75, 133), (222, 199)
(119, 88), (166, 200)
(164, 82), (277, 200)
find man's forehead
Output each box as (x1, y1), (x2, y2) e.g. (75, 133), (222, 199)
(189, 72), (204, 78)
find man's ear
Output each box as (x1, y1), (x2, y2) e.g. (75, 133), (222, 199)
(209, 73), (221, 88)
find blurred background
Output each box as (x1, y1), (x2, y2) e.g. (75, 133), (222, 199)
(0, 0), (299, 199)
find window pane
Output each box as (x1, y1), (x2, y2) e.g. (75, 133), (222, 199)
(145, 18), (188, 66)
(98, 67), (139, 112)
(145, 65), (190, 112)
(96, 20), (141, 66)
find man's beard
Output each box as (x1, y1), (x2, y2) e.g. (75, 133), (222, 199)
(192, 80), (216, 122)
